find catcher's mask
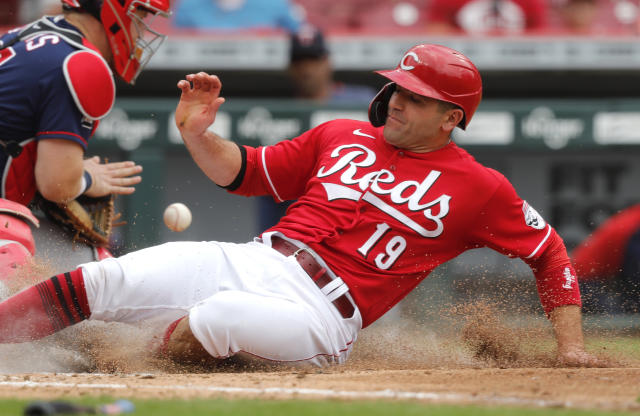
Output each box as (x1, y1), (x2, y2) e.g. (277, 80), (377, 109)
(368, 44), (482, 130)
(61, 0), (171, 85)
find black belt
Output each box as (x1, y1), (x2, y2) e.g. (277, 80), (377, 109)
(271, 236), (355, 319)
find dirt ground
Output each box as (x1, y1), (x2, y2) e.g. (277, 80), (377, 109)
(0, 315), (638, 412)
(1, 266), (638, 411)
(0, 367), (639, 411)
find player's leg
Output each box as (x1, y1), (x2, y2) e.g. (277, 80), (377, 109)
(163, 243), (363, 368)
(0, 198), (39, 293)
(0, 268), (88, 343)
(168, 290), (354, 367)
(0, 240), (244, 343)
(81, 241), (233, 323)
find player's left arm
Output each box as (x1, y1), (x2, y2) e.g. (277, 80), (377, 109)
(469, 177), (607, 367)
(525, 231), (608, 367)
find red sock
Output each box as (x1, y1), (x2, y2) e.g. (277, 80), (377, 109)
(0, 268), (90, 343)
(157, 316), (185, 356)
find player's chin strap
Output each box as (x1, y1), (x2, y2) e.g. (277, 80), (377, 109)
(0, 17), (87, 158)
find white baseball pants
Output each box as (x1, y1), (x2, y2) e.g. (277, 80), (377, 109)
(80, 233), (362, 367)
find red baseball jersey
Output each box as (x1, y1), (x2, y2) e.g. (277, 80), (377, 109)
(230, 119), (579, 327)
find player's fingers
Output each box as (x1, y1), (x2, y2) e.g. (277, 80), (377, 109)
(110, 186), (137, 195)
(109, 176), (142, 187)
(111, 164), (143, 174)
(210, 97), (225, 113)
(177, 79), (191, 93)
(588, 356), (614, 368)
(105, 161), (143, 173)
(123, 176), (142, 185)
(208, 74), (222, 91)
(122, 168), (143, 179)
(104, 160), (135, 167)
(197, 72), (213, 92)
(180, 75), (197, 94)
(197, 72), (211, 86)
(192, 73), (204, 90)
(559, 351), (610, 368)
(195, 72), (218, 92)
(106, 173), (142, 186)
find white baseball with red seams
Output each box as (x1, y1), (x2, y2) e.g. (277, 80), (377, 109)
(163, 202), (192, 232)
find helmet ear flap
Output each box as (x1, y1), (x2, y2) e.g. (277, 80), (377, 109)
(368, 82), (396, 127)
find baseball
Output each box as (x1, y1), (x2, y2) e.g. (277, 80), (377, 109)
(163, 202), (192, 232)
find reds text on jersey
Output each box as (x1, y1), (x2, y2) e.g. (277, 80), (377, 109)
(229, 120), (569, 327)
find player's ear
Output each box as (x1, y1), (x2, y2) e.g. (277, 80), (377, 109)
(442, 108), (464, 132)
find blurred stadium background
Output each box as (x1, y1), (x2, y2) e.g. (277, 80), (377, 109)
(2, 0), (639, 323)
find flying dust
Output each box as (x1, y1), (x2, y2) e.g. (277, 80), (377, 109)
(0, 260), (634, 373)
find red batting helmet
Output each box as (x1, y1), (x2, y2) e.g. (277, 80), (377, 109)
(369, 44), (482, 130)
(61, 0), (171, 85)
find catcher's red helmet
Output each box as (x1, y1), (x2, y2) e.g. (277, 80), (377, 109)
(61, 0), (171, 85)
(369, 44), (482, 130)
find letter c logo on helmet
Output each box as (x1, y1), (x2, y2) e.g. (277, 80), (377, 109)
(369, 44), (483, 130)
(399, 52), (419, 71)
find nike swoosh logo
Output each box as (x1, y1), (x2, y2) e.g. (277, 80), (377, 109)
(353, 129), (376, 139)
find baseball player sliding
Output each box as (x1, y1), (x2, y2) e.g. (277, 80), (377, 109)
(0, 44), (605, 368)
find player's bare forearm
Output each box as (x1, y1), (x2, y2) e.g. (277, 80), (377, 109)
(175, 72), (240, 186)
(35, 139), (85, 203)
(183, 130), (242, 187)
(549, 305), (607, 367)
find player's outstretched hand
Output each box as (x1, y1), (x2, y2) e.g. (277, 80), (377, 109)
(557, 348), (612, 368)
(83, 156), (143, 197)
(175, 72), (226, 141)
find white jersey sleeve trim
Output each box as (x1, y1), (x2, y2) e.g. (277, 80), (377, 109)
(525, 224), (552, 259)
(261, 147), (284, 203)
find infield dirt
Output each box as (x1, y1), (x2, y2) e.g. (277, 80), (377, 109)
(0, 303), (638, 412)
(1, 264), (638, 411)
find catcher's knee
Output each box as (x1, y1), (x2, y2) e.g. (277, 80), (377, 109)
(0, 199), (39, 280)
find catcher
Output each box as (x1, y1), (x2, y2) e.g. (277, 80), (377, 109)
(0, 0), (172, 283)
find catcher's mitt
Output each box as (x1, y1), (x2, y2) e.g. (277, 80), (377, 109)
(36, 194), (116, 247)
